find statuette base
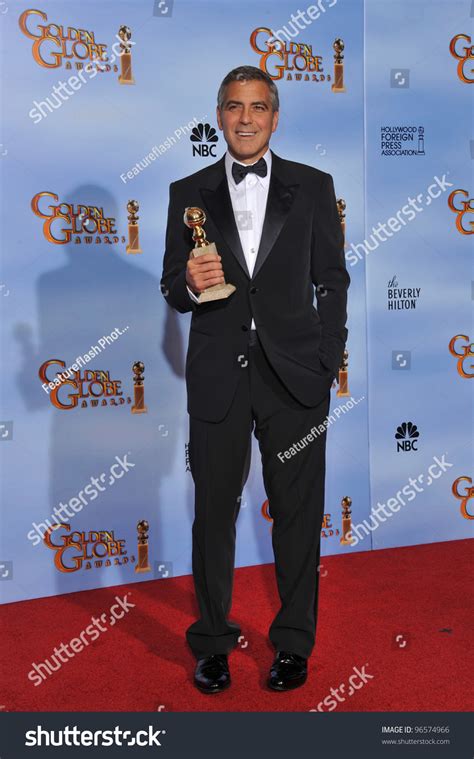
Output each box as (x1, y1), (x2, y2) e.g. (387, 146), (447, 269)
(191, 242), (236, 303)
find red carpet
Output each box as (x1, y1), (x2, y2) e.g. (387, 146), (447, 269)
(1, 539), (471, 712)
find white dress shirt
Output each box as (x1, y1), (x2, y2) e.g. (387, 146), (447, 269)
(187, 148), (272, 331)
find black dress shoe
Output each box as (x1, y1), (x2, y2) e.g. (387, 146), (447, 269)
(194, 654), (230, 694)
(268, 651), (308, 691)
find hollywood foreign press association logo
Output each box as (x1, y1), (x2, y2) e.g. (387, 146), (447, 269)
(395, 422), (420, 453)
(380, 126), (425, 157)
(190, 123), (218, 158)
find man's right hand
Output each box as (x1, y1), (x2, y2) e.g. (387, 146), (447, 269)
(186, 252), (225, 295)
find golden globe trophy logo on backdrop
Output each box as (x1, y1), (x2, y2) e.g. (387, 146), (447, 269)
(331, 38), (346, 92)
(31, 192), (126, 246)
(135, 520), (151, 573)
(131, 362), (148, 413)
(125, 200), (143, 253)
(451, 477), (474, 519)
(448, 335), (474, 378)
(447, 190), (474, 235)
(43, 522), (135, 573)
(117, 25), (135, 84)
(18, 9), (136, 84)
(339, 496), (354, 544)
(449, 34), (474, 83)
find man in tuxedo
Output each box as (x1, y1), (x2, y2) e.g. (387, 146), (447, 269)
(161, 65), (350, 693)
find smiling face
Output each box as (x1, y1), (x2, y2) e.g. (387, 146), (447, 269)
(216, 79), (279, 164)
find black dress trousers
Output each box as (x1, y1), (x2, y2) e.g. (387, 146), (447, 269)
(186, 330), (331, 660)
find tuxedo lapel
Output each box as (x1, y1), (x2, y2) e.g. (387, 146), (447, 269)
(199, 158), (250, 279)
(252, 153), (299, 279)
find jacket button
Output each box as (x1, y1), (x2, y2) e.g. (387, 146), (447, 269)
(241, 325), (248, 332)
(250, 287), (258, 294)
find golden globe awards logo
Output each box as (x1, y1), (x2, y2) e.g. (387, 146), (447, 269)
(19, 9), (116, 72)
(449, 34), (474, 84)
(39, 360), (131, 410)
(31, 192), (125, 246)
(43, 523), (135, 572)
(250, 27), (328, 82)
(451, 477), (474, 519)
(448, 335), (474, 378)
(447, 189), (474, 235)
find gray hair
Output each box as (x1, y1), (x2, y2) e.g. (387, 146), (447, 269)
(217, 66), (279, 112)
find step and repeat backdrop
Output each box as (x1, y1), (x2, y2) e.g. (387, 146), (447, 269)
(0, 0), (471, 604)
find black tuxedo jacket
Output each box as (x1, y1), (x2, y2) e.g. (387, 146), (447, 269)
(161, 150), (350, 422)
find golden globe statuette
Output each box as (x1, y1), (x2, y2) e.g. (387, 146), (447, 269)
(184, 207), (236, 303)
(126, 200), (142, 254)
(331, 38), (346, 93)
(340, 496), (355, 545)
(131, 361), (147, 414)
(337, 349), (350, 397)
(337, 197), (347, 248)
(135, 520), (151, 573)
(118, 25), (135, 85)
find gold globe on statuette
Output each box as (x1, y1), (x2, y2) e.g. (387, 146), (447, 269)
(337, 349), (350, 397)
(337, 197), (346, 247)
(135, 520), (151, 574)
(340, 496), (355, 545)
(126, 200), (142, 254)
(184, 207), (236, 303)
(118, 25), (135, 85)
(131, 361), (147, 414)
(331, 38), (346, 93)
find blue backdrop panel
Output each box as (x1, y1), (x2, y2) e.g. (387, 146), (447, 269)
(364, 0), (473, 550)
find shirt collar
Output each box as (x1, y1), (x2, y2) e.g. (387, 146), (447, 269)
(225, 147), (272, 190)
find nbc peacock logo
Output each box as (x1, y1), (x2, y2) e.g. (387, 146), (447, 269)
(190, 123), (219, 158)
(395, 422), (420, 453)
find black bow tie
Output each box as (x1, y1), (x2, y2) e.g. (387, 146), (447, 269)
(231, 157), (268, 185)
